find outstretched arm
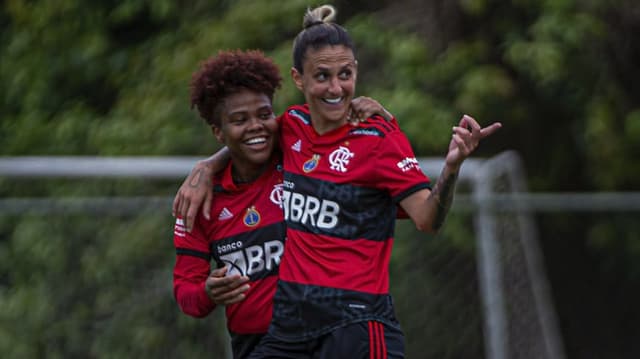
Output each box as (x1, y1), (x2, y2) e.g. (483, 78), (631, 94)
(172, 147), (230, 231)
(400, 114), (502, 233)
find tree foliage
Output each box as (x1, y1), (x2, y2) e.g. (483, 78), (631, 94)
(2, 0), (640, 357)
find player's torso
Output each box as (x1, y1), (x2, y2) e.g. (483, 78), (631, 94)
(280, 107), (398, 242)
(206, 166), (286, 333)
(277, 107), (397, 292)
(206, 167), (285, 280)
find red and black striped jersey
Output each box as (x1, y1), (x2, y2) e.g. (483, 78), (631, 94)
(173, 158), (286, 335)
(270, 104), (431, 341)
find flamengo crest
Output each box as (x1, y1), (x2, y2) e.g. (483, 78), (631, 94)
(270, 184), (284, 208)
(329, 146), (354, 173)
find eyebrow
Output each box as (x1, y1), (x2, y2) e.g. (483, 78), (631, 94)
(228, 105), (273, 117)
(314, 62), (354, 72)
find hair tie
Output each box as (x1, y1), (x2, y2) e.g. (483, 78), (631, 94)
(308, 20), (324, 28)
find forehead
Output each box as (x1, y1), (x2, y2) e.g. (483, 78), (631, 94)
(223, 89), (272, 113)
(303, 45), (355, 70)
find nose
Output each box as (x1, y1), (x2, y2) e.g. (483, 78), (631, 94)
(246, 116), (264, 131)
(328, 76), (342, 95)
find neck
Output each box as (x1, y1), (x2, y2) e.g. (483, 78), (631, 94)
(310, 113), (347, 135)
(231, 160), (270, 184)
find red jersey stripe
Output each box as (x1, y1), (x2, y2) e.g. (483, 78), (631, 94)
(279, 230), (392, 294)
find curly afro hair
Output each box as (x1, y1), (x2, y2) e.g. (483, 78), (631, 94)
(190, 49), (282, 126)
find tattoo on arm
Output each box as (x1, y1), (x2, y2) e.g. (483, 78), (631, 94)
(188, 168), (204, 188)
(431, 172), (458, 230)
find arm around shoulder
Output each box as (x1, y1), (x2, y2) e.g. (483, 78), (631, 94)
(172, 147), (231, 231)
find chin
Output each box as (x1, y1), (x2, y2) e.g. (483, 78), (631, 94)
(323, 109), (348, 121)
(248, 152), (272, 165)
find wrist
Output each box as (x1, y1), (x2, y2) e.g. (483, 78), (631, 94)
(443, 161), (461, 175)
(194, 159), (218, 176)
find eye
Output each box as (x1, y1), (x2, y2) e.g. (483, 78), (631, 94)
(339, 69), (352, 80)
(315, 72), (328, 81)
(229, 116), (246, 125)
(259, 111), (274, 120)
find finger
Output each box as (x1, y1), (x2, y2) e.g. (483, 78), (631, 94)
(209, 266), (228, 277)
(452, 126), (474, 144)
(207, 275), (249, 296)
(186, 198), (204, 232)
(452, 133), (471, 155)
(350, 97), (370, 114)
(207, 275), (236, 290)
(461, 114), (481, 133)
(211, 283), (251, 304)
(178, 197), (188, 219)
(479, 122), (503, 138)
(216, 287), (250, 305)
(172, 193), (181, 218)
(203, 192), (213, 220)
(381, 108), (393, 122)
(209, 271), (249, 287)
(346, 107), (356, 125)
(186, 203), (199, 233)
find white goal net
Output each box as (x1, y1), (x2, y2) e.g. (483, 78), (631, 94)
(0, 152), (565, 359)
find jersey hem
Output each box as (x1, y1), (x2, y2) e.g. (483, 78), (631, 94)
(268, 316), (401, 343)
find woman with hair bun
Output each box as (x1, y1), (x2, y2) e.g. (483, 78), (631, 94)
(175, 4), (501, 358)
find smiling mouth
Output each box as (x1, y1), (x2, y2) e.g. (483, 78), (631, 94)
(322, 97), (343, 105)
(244, 136), (267, 145)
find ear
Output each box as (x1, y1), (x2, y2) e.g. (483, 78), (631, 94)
(291, 67), (304, 91)
(353, 60), (358, 81)
(212, 125), (224, 144)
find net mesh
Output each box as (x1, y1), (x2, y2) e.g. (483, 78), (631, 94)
(0, 153), (565, 358)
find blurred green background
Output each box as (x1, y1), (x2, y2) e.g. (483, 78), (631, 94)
(1, 0), (639, 358)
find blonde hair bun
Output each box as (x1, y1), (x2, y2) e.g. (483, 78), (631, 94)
(302, 4), (337, 29)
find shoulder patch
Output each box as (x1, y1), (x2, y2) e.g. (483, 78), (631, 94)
(288, 108), (311, 125)
(348, 127), (386, 137)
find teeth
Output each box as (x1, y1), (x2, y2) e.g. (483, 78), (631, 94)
(323, 97), (342, 104)
(246, 137), (266, 145)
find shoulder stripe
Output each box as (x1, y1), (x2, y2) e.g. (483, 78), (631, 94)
(394, 182), (432, 203)
(358, 116), (399, 135)
(287, 107), (311, 125)
(370, 115), (396, 132)
(176, 247), (211, 261)
(348, 127), (386, 138)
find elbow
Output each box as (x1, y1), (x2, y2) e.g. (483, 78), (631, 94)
(174, 286), (214, 318)
(414, 221), (440, 235)
(181, 306), (210, 318)
(176, 297), (212, 318)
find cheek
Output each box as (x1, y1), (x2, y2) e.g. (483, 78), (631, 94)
(265, 120), (279, 134)
(302, 79), (323, 94)
(222, 127), (242, 143)
(343, 79), (356, 92)
(308, 84), (327, 97)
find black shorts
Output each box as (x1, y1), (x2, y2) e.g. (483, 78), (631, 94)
(230, 332), (266, 359)
(248, 321), (404, 359)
